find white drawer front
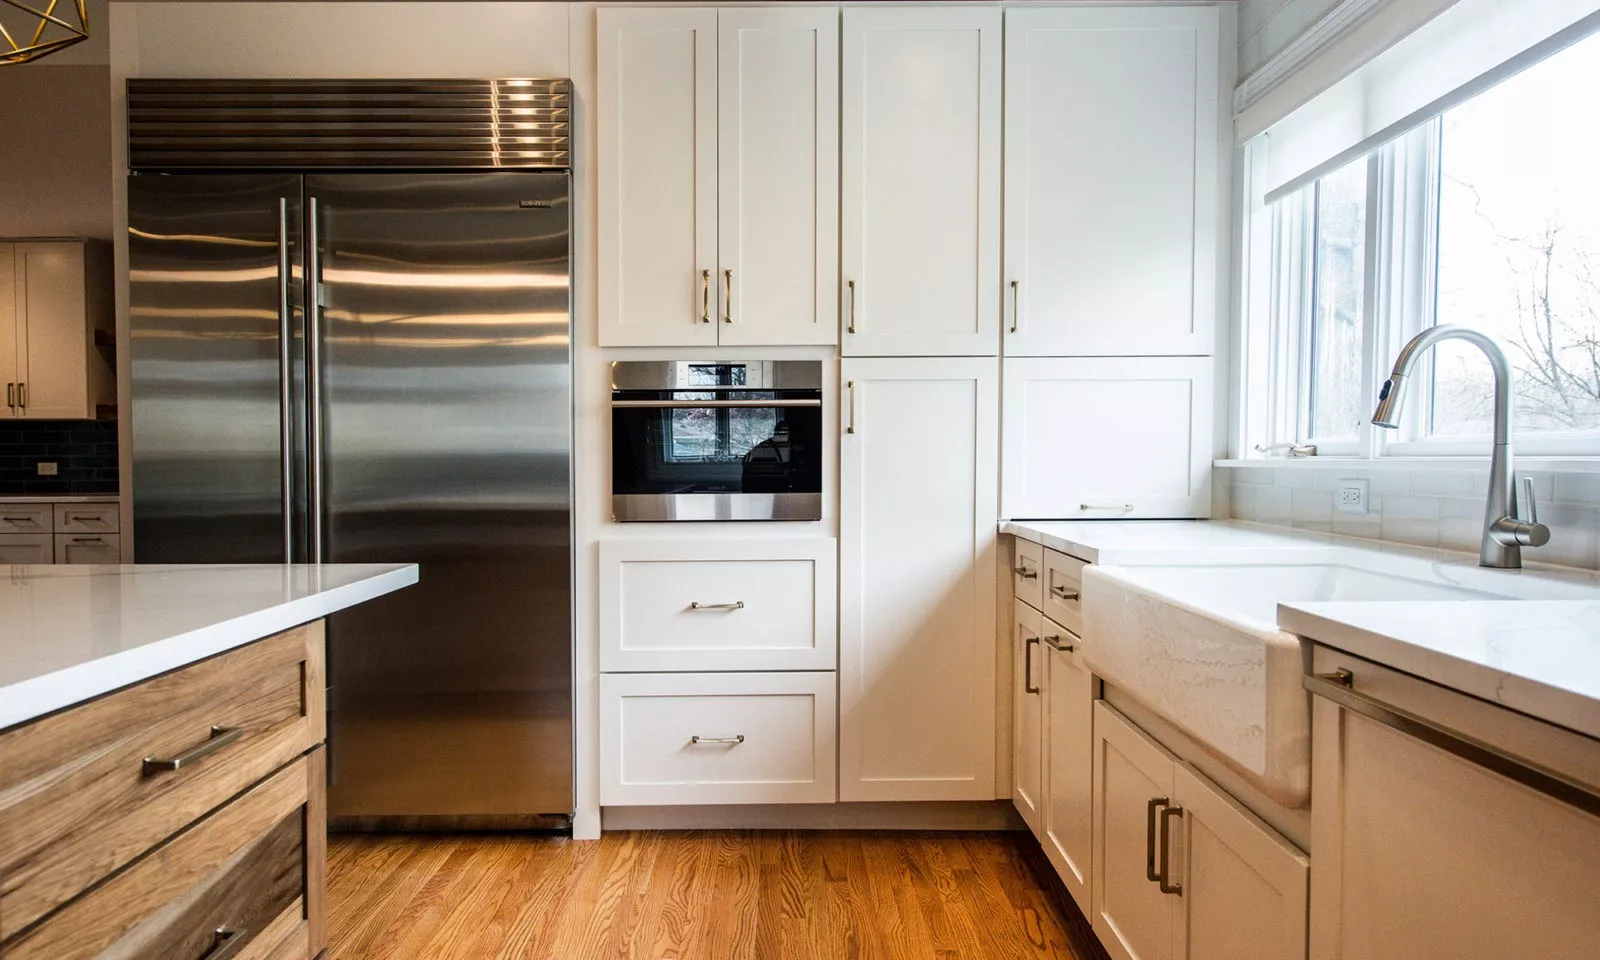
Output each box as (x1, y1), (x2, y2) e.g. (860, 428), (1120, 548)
(600, 671), (837, 805)
(0, 533), (53, 563)
(0, 504), (52, 535)
(1042, 548), (1086, 633)
(1012, 537), (1043, 610)
(53, 503), (119, 534)
(600, 539), (837, 671)
(55, 534), (120, 564)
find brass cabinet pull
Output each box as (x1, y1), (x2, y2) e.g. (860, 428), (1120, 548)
(847, 279), (857, 334)
(1145, 796), (1167, 882)
(1159, 805), (1184, 895)
(1050, 583), (1080, 601)
(1013, 564), (1038, 580)
(1024, 636), (1040, 694)
(1043, 633), (1075, 653)
(201, 926), (251, 960)
(723, 269), (734, 324)
(690, 735), (744, 745)
(1009, 279), (1020, 334)
(846, 380), (857, 435)
(688, 601), (744, 611)
(1306, 668), (1600, 818)
(700, 269), (711, 324)
(5, 382), (12, 410)
(16, 381), (24, 410)
(142, 725), (243, 776)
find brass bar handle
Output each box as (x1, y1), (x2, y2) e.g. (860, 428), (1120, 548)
(142, 725), (243, 776)
(1159, 806), (1184, 895)
(1145, 796), (1168, 882)
(846, 380), (857, 435)
(847, 279), (857, 334)
(690, 735), (745, 745)
(5, 382), (12, 410)
(201, 926), (252, 960)
(1009, 280), (1020, 334)
(16, 381), (24, 411)
(1043, 633), (1075, 653)
(723, 269), (734, 324)
(1024, 636), (1040, 694)
(1050, 584), (1080, 601)
(688, 601), (744, 611)
(1305, 669), (1600, 817)
(1013, 564), (1038, 580)
(700, 269), (711, 324)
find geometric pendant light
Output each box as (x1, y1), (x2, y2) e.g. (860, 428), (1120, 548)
(0, 0), (89, 65)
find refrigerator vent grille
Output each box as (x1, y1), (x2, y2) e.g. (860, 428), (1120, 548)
(128, 78), (572, 170)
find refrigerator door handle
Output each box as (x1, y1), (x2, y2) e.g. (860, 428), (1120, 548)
(306, 196), (325, 564)
(277, 197), (294, 563)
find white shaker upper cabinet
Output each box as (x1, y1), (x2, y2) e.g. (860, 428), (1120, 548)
(717, 7), (838, 346)
(598, 7), (718, 347)
(840, 357), (998, 800)
(1002, 357), (1213, 520)
(841, 8), (1001, 357)
(1003, 7), (1223, 357)
(598, 7), (839, 347)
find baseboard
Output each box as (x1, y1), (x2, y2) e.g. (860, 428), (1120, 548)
(601, 800), (1026, 832)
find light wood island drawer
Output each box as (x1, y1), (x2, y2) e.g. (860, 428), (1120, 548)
(2, 753), (314, 960)
(0, 623), (324, 941)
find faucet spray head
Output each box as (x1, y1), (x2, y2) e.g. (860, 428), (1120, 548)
(1371, 373), (1406, 429)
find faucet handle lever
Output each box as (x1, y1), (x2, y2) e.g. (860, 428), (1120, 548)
(1521, 475), (1538, 525)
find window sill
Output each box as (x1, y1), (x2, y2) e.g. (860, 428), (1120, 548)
(1216, 457), (1600, 474)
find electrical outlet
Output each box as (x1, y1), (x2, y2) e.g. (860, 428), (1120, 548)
(1337, 478), (1369, 514)
(36, 461), (58, 477)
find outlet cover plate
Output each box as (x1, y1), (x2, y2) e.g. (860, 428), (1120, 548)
(36, 461), (58, 477)
(1337, 478), (1369, 514)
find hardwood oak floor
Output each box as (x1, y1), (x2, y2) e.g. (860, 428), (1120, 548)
(326, 830), (1094, 959)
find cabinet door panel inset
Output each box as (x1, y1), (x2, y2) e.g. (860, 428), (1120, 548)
(842, 8), (1000, 356)
(1093, 702), (1178, 960)
(1044, 634), (1095, 914)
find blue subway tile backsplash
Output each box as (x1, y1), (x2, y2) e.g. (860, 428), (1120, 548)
(0, 420), (119, 495)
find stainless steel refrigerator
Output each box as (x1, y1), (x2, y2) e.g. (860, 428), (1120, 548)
(128, 148), (573, 824)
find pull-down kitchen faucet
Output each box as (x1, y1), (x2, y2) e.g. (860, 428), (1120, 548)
(1371, 325), (1549, 569)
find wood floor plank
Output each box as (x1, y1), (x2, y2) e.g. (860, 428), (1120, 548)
(327, 829), (1091, 960)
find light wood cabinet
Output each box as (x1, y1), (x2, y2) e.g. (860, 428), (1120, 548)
(1093, 701), (1308, 960)
(0, 240), (113, 420)
(598, 6), (838, 347)
(839, 357), (997, 800)
(1002, 7), (1223, 358)
(841, 6), (1001, 357)
(1043, 625), (1094, 916)
(1308, 646), (1600, 960)
(0, 623), (326, 960)
(1002, 357), (1214, 519)
(1013, 599), (1044, 832)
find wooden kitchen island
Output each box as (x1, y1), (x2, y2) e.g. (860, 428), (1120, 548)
(0, 563), (417, 960)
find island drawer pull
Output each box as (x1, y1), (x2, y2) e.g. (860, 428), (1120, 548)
(1159, 805), (1184, 896)
(1050, 584), (1079, 601)
(143, 725), (243, 776)
(1307, 669), (1600, 816)
(689, 601), (745, 611)
(202, 926), (252, 960)
(690, 735), (744, 745)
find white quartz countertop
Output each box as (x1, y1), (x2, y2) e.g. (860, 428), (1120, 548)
(1280, 600), (1600, 740)
(0, 563), (418, 730)
(1001, 519), (1339, 564)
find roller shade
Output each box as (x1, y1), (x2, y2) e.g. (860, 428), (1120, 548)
(1257, 0), (1600, 203)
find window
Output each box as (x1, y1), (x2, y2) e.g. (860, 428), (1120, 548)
(1249, 28), (1600, 459)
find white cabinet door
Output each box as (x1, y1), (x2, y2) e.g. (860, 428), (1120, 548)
(1043, 627), (1094, 915)
(717, 7), (838, 346)
(1093, 701), (1178, 960)
(598, 7), (719, 347)
(840, 357), (998, 800)
(0, 245), (16, 418)
(1003, 7), (1221, 358)
(1002, 357), (1213, 519)
(55, 534), (121, 564)
(841, 7), (1001, 357)
(15, 242), (90, 419)
(1013, 599), (1044, 833)
(0, 533), (52, 563)
(1173, 764), (1308, 960)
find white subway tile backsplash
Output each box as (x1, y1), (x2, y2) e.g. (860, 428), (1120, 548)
(1380, 495), (1441, 521)
(1555, 473), (1600, 504)
(1410, 471), (1474, 497)
(1290, 487), (1334, 522)
(1381, 517), (1441, 549)
(1255, 486), (1293, 525)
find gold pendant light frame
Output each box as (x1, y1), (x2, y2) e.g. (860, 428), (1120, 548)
(0, 0), (89, 65)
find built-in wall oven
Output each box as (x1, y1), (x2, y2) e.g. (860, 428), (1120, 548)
(611, 360), (823, 521)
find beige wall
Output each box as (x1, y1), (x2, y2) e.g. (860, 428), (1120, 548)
(0, 65), (113, 239)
